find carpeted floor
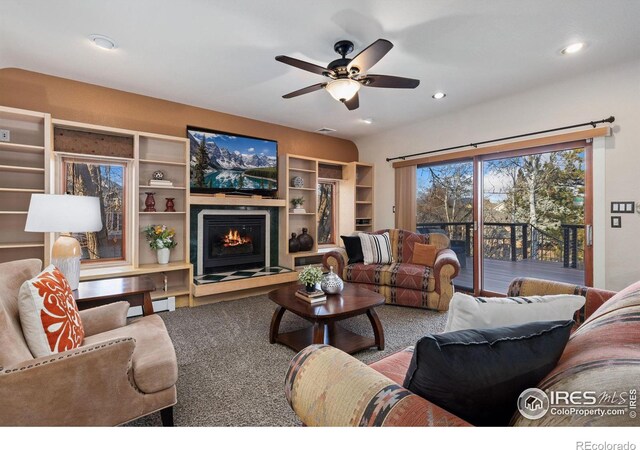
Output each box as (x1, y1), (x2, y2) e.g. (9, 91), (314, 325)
(129, 295), (448, 426)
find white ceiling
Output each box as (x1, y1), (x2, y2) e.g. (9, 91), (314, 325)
(2, 0), (640, 140)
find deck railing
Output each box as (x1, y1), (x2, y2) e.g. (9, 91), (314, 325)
(416, 222), (584, 269)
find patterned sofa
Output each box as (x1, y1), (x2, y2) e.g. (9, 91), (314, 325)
(322, 229), (460, 311)
(285, 277), (640, 427)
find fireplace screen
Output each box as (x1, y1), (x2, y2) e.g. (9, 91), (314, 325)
(202, 214), (267, 273)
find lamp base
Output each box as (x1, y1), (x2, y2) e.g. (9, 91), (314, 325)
(52, 235), (82, 290)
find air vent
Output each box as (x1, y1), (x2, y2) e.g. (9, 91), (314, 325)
(315, 127), (336, 134)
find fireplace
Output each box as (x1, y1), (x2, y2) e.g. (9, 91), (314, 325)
(197, 210), (270, 275)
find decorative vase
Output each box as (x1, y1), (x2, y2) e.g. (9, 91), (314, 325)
(297, 227), (314, 251)
(291, 176), (304, 188)
(305, 283), (316, 293)
(157, 248), (170, 264)
(165, 198), (175, 212)
(144, 192), (156, 212)
(288, 233), (300, 253)
(321, 266), (344, 294)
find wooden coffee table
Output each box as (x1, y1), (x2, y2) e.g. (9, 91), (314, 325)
(268, 283), (385, 354)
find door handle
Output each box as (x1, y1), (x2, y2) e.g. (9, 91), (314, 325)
(586, 224), (593, 247)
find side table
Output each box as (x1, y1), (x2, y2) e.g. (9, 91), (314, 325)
(73, 276), (156, 316)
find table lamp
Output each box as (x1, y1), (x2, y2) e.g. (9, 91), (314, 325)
(25, 194), (103, 290)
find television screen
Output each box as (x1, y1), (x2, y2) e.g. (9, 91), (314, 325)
(188, 126), (278, 195)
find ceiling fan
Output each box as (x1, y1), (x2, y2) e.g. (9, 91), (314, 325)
(275, 39), (420, 111)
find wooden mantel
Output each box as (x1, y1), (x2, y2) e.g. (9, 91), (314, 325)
(189, 195), (287, 208)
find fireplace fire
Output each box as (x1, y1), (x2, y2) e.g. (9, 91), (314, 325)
(223, 229), (252, 247)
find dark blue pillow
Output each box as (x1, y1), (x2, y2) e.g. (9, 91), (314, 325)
(402, 320), (573, 426)
(340, 235), (364, 265)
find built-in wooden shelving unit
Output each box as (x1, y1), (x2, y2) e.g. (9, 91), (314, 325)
(0, 106), (51, 265)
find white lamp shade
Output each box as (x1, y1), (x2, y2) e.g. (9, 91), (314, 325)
(25, 194), (103, 233)
(325, 79), (361, 102)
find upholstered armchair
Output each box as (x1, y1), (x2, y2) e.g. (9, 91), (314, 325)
(0, 259), (178, 426)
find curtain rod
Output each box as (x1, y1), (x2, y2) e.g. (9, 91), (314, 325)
(385, 116), (615, 162)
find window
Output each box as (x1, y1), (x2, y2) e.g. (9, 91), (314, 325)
(317, 181), (337, 245)
(63, 158), (127, 262)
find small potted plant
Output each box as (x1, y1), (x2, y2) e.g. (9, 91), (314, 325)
(298, 265), (323, 293)
(290, 197), (305, 213)
(143, 224), (178, 264)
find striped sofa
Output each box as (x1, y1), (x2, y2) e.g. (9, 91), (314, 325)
(322, 229), (460, 311)
(286, 277), (640, 426)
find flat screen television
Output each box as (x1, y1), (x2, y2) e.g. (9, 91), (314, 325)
(188, 126), (278, 196)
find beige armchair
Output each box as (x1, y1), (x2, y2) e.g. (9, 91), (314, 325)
(0, 259), (178, 426)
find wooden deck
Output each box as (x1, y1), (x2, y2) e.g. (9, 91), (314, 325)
(455, 257), (584, 294)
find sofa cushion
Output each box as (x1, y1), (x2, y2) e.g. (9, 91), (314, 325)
(359, 232), (393, 265)
(444, 292), (585, 332)
(411, 243), (437, 267)
(369, 347), (414, 385)
(343, 263), (391, 286)
(0, 259), (42, 368)
(83, 314), (177, 394)
(513, 281), (640, 426)
(388, 263), (434, 291)
(340, 235), (364, 264)
(403, 320), (573, 426)
(18, 265), (85, 358)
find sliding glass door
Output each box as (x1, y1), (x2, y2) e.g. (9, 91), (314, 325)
(481, 146), (590, 293)
(415, 141), (592, 294)
(416, 161), (474, 291)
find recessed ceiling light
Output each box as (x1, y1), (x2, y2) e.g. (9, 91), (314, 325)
(561, 42), (585, 55)
(89, 34), (117, 50)
(432, 92), (446, 100)
(362, 118), (373, 124)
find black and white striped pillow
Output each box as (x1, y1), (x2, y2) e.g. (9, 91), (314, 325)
(359, 232), (393, 265)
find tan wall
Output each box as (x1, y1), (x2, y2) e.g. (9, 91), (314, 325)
(0, 68), (358, 165)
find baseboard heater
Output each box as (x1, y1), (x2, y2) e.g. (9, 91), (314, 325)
(127, 296), (176, 318)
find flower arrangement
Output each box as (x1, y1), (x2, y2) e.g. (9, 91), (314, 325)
(291, 197), (305, 208)
(143, 224), (178, 250)
(298, 265), (323, 288)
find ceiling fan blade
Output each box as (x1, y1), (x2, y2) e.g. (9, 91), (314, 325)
(347, 39), (393, 73)
(363, 74), (420, 89)
(343, 92), (359, 111)
(282, 82), (327, 99)
(275, 55), (334, 77)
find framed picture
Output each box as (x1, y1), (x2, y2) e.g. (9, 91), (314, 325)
(611, 216), (621, 228)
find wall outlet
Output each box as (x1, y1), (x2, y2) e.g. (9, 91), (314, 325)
(0, 129), (10, 142)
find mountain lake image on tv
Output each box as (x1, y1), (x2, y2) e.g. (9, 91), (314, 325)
(188, 127), (278, 195)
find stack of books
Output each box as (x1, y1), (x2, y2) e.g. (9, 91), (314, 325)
(149, 179), (173, 187)
(295, 288), (326, 303)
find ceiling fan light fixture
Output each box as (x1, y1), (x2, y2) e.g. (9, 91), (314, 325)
(326, 79), (361, 102)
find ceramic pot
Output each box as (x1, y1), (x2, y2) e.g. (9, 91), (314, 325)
(165, 198), (175, 212)
(305, 283), (316, 293)
(289, 233), (300, 253)
(321, 266), (344, 294)
(297, 227), (314, 251)
(157, 248), (170, 264)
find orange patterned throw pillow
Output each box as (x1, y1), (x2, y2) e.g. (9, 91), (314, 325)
(19, 265), (85, 357)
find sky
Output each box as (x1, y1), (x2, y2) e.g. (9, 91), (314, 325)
(189, 130), (277, 157)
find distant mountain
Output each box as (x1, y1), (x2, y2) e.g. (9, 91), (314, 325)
(189, 132), (276, 170)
